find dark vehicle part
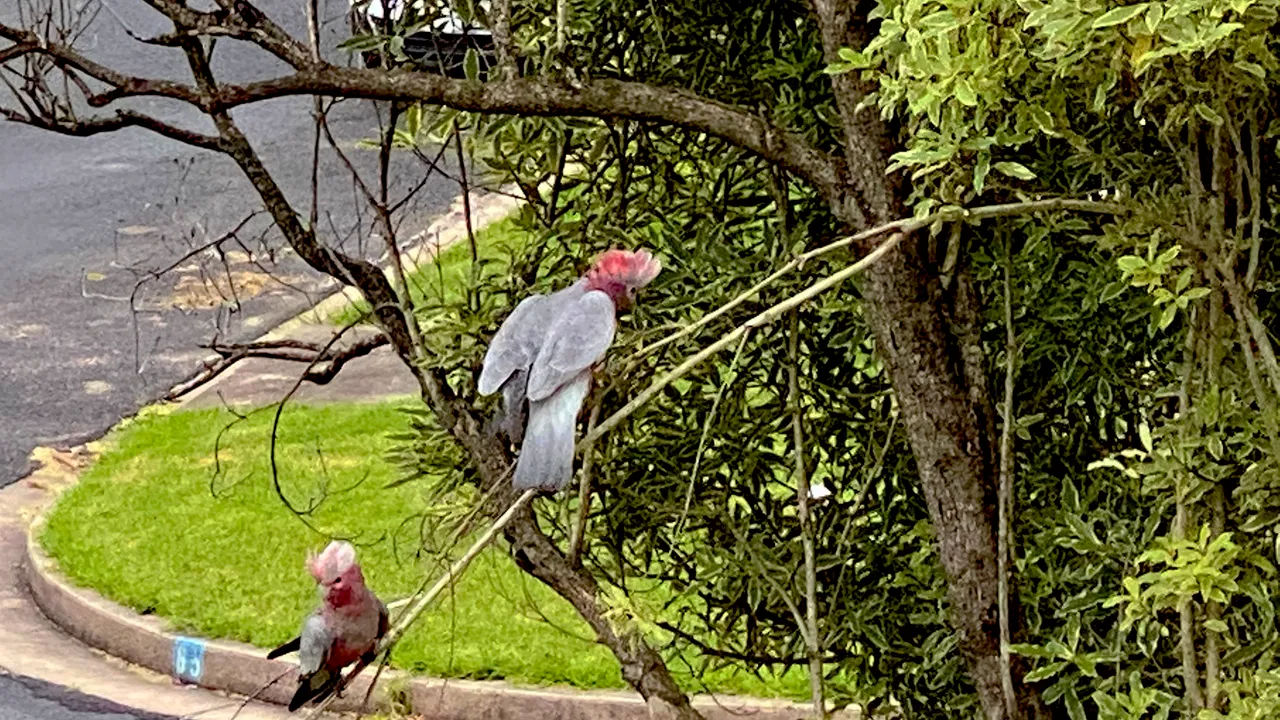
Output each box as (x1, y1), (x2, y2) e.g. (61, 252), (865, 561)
(348, 2), (497, 79)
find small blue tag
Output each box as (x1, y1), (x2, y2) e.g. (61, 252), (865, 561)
(172, 636), (207, 684)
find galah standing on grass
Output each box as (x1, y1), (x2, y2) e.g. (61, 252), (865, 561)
(478, 248), (663, 492)
(267, 541), (389, 712)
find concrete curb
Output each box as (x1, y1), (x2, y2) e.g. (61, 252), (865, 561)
(25, 509), (815, 720)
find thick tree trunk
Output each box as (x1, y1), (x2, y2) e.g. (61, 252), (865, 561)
(807, 3), (1042, 716)
(860, 245), (1033, 719)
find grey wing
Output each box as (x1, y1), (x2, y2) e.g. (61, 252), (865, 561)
(526, 292), (616, 403)
(478, 293), (547, 396)
(297, 613), (332, 675)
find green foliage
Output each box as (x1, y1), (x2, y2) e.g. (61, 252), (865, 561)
(1199, 668), (1280, 719)
(1110, 527), (1273, 628)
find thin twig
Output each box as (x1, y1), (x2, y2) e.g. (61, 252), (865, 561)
(789, 310), (825, 719)
(568, 399), (603, 568)
(166, 333), (390, 400)
(827, 412), (897, 617)
(1240, 302), (1280, 400)
(1245, 114), (1263, 290)
(583, 230), (909, 450)
(492, 0), (517, 77)
(1175, 302), (1203, 715)
(556, 0), (568, 52)
(452, 117), (479, 312)
(997, 231), (1016, 719)
(1220, 274), (1280, 460)
(675, 330), (752, 536)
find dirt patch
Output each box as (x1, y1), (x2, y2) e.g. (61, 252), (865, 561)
(168, 271), (309, 310)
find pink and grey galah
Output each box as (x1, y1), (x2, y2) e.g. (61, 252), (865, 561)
(479, 248), (663, 492)
(267, 540), (389, 712)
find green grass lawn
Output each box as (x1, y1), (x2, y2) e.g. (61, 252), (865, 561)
(41, 400), (810, 700)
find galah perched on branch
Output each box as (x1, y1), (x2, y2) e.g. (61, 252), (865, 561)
(267, 541), (388, 712)
(479, 248), (663, 492)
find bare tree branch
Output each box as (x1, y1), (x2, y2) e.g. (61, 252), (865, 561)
(0, 23), (202, 105)
(137, 0), (313, 67)
(204, 69), (846, 205)
(0, 106), (223, 149)
(166, 333), (391, 400)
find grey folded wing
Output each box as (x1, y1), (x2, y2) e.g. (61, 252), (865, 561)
(297, 613), (332, 675)
(478, 293), (548, 396)
(525, 291), (617, 403)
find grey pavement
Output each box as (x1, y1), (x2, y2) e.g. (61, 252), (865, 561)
(0, 0), (462, 485)
(0, 674), (173, 720)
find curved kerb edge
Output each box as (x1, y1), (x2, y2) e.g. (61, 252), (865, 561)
(23, 512), (814, 720)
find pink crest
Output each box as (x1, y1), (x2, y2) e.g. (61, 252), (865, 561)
(306, 540), (358, 584)
(586, 248), (662, 289)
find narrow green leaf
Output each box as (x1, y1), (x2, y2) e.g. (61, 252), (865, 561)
(994, 161), (1036, 180)
(1117, 256), (1147, 273)
(1093, 83), (1109, 113)
(1010, 643), (1057, 659)
(1075, 656), (1098, 677)
(974, 151), (991, 195)
(1025, 662), (1065, 682)
(338, 34), (387, 52)
(919, 10), (961, 32)
(1029, 105), (1055, 134)
(1093, 692), (1125, 716)
(1238, 61), (1266, 79)
(1195, 103), (1225, 126)
(1139, 422), (1153, 453)
(464, 47), (480, 81)
(955, 78), (978, 107)
(838, 47), (871, 66)
(1065, 687), (1087, 720)
(1241, 510), (1280, 533)
(1145, 3), (1164, 32)
(1093, 4), (1149, 29)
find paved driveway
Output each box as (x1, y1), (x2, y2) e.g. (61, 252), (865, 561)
(0, 0), (460, 484)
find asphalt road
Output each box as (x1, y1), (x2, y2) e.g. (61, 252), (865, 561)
(0, 674), (175, 720)
(0, 0), (461, 484)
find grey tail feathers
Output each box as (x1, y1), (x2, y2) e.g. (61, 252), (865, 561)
(287, 668), (337, 712)
(496, 369), (528, 445)
(267, 637), (300, 660)
(513, 372), (591, 492)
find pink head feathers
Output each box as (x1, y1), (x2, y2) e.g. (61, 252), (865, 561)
(583, 248), (663, 303)
(307, 541), (361, 584)
(307, 541), (367, 608)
